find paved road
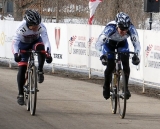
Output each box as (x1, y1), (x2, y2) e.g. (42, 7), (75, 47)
(0, 67), (160, 129)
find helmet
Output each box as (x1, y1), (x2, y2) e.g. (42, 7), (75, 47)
(115, 12), (131, 29)
(24, 10), (41, 26)
(132, 55), (140, 65)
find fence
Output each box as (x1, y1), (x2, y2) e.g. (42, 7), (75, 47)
(0, 20), (160, 91)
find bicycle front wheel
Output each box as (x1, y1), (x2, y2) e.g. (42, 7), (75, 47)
(117, 70), (126, 119)
(110, 73), (117, 114)
(29, 66), (37, 115)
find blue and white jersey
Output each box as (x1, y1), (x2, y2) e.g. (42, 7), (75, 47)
(12, 20), (51, 54)
(95, 21), (141, 55)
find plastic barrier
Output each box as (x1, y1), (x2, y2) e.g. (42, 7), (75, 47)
(0, 20), (160, 90)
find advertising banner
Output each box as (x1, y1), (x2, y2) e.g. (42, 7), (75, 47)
(143, 30), (160, 86)
(0, 20), (6, 58)
(67, 24), (88, 69)
(0, 20), (160, 88)
(46, 23), (68, 66)
(88, 25), (104, 72)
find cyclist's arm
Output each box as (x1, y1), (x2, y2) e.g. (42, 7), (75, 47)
(129, 25), (141, 55)
(40, 23), (51, 53)
(12, 39), (19, 54)
(12, 31), (21, 54)
(95, 23), (116, 55)
(12, 21), (26, 54)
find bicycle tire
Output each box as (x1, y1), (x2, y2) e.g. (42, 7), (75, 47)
(117, 70), (126, 119)
(110, 72), (117, 114)
(24, 71), (30, 111)
(29, 66), (37, 115)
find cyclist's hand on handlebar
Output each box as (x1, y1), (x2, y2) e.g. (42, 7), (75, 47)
(132, 54), (140, 65)
(46, 53), (52, 64)
(100, 55), (108, 66)
(14, 53), (21, 62)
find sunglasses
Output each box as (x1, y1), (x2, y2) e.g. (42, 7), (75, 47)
(119, 27), (128, 31)
(27, 22), (39, 26)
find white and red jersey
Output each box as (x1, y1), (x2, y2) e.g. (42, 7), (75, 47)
(12, 20), (51, 54)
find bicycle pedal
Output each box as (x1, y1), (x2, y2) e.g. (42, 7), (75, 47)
(25, 96), (28, 99)
(23, 86), (28, 92)
(25, 89), (29, 94)
(30, 89), (39, 93)
(120, 95), (124, 99)
(110, 91), (113, 95)
(111, 95), (115, 100)
(30, 90), (34, 94)
(24, 86), (29, 94)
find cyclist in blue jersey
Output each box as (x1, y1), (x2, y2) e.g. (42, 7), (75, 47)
(95, 12), (140, 100)
(12, 10), (52, 105)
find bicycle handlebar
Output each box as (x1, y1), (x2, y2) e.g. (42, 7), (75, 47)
(19, 47), (50, 54)
(106, 51), (137, 56)
(20, 49), (47, 54)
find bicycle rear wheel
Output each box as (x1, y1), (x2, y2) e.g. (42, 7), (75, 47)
(24, 71), (30, 111)
(110, 73), (117, 114)
(117, 70), (126, 119)
(29, 66), (37, 115)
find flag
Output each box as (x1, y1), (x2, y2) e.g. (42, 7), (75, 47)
(88, 0), (102, 25)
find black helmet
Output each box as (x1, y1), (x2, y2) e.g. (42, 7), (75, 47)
(132, 55), (140, 65)
(24, 10), (41, 26)
(115, 12), (131, 29)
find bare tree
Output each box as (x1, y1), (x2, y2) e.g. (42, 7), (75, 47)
(13, 0), (42, 21)
(10, 0), (149, 29)
(1, 0), (7, 20)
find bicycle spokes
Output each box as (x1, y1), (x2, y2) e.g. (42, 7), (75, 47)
(110, 73), (117, 114)
(29, 66), (37, 115)
(23, 81), (30, 111)
(110, 70), (127, 119)
(118, 70), (126, 119)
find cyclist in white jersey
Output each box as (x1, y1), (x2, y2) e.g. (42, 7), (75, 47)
(12, 10), (52, 105)
(95, 12), (141, 100)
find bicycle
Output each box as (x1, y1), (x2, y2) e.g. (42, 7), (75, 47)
(107, 50), (136, 119)
(21, 49), (47, 116)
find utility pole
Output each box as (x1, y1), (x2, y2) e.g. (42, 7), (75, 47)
(144, 0), (160, 30)
(56, 0), (59, 23)
(149, 12), (152, 30)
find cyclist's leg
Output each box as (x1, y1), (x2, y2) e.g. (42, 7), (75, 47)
(118, 40), (131, 99)
(121, 56), (130, 99)
(17, 42), (30, 105)
(32, 37), (45, 83)
(17, 65), (27, 105)
(102, 43), (115, 100)
(104, 60), (115, 100)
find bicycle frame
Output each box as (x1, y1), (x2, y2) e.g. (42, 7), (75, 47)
(24, 51), (37, 94)
(22, 49), (46, 115)
(28, 50), (36, 68)
(109, 50), (136, 119)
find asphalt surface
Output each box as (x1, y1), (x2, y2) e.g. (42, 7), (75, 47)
(0, 66), (160, 129)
